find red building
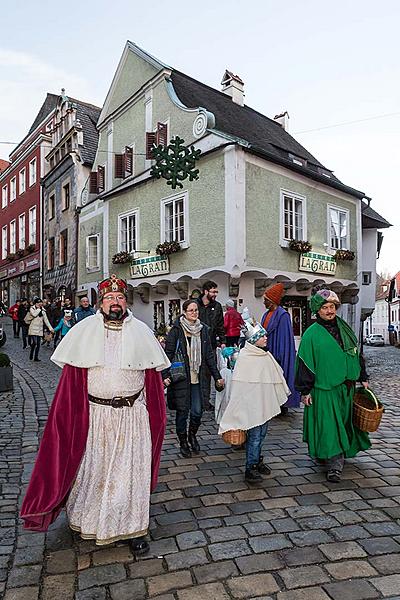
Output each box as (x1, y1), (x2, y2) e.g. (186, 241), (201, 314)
(0, 94), (58, 305)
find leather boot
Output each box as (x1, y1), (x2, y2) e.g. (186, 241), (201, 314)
(177, 432), (192, 458)
(188, 422), (200, 454)
(245, 465), (263, 483)
(129, 535), (150, 556)
(257, 456), (271, 475)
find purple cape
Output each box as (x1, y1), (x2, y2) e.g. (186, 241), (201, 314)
(261, 306), (301, 407)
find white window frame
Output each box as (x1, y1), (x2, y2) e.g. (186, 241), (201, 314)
(160, 191), (189, 248)
(29, 158), (37, 186)
(1, 185), (7, 209)
(19, 168), (26, 194)
(85, 233), (101, 272)
(327, 204), (350, 252)
(118, 209), (139, 254)
(28, 206), (36, 245)
(10, 220), (16, 254)
(10, 176), (16, 202)
(18, 213), (25, 249)
(279, 189), (307, 247)
(2, 225), (7, 259)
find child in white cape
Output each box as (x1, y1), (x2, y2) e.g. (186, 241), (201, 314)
(219, 317), (290, 482)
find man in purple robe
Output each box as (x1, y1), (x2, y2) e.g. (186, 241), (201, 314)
(261, 283), (301, 415)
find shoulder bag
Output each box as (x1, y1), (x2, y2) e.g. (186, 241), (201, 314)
(170, 339), (186, 383)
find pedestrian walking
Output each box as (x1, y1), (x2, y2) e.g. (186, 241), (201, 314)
(219, 317), (290, 482)
(27, 298), (54, 361)
(8, 300), (20, 338)
(53, 309), (74, 339)
(196, 280), (226, 406)
(163, 299), (224, 457)
(261, 283), (300, 415)
(224, 299), (244, 347)
(74, 296), (96, 323)
(48, 300), (63, 348)
(17, 298), (30, 349)
(295, 288), (371, 483)
(21, 275), (169, 556)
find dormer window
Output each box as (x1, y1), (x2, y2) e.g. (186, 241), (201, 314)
(289, 153), (307, 168)
(318, 167), (332, 179)
(146, 122), (168, 160)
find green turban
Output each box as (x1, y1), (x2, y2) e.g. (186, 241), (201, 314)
(310, 289), (340, 315)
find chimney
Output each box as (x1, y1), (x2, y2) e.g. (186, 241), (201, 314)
(274, 111), (290, 131)
(221, 70), (244, 106)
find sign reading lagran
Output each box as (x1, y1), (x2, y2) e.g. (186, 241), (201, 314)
(299, 252), (337, 276)
(130, 255), (170, 279)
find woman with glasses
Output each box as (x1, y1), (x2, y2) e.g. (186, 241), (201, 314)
(163, 299), (224, 457)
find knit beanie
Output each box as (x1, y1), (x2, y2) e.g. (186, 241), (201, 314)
(264, 283), (284, 305)
(225, 299), (235, 308)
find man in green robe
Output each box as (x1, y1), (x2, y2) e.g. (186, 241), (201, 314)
(295, 289), (371, 482)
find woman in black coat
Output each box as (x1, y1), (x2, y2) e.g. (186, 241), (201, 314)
(163, 299), (224, 457)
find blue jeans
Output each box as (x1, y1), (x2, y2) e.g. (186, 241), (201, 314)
(176, 384), (202, 434)
(246, 421), (269, 469)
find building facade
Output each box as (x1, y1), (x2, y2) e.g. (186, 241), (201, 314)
(77, 42), (390, 338)
(42, 91), (100, 302)
(0, 94), (58, 305)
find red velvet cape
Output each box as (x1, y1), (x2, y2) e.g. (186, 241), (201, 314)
(21, 365), (166, 531)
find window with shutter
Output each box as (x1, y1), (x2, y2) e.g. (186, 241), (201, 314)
(89, 172), (98, 194)
(146, 132), (157, 160)
(97, 166), (105, 192)
(115, 154), (124, 178)
(125, 146), (133, 176)
(156, 122), (168, 147)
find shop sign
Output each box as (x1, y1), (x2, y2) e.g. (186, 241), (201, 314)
(0, 270), (7, 279)
(299, 252), (337, 276)
(25, 257), (39, 268)
(130, 255), (170, 279)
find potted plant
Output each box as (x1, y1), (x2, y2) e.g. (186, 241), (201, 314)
(26, 243), (36, 253)
(112, 251), (132, 265)
(156, 240), (181, 256)
(288, 239), (313, 253)
(334, 249), (355, 261)
(0, 352), (13, 392)
(6, 253), (16, 262)
(17, 249), (25, 258)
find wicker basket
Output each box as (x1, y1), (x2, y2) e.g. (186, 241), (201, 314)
(222, 429), (246, 446)
(353, 388), (384, 433)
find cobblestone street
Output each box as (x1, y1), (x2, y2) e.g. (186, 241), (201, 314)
(1, 318), (400, 600)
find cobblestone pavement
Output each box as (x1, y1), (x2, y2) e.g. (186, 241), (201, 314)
(1, 318), (400, 600)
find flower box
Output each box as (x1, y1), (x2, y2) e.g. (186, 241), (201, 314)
(156, 241), (181, 256)
(334, 249), (355, 261)
(288, 239), (313, 253)
(112, 251), (132, 265)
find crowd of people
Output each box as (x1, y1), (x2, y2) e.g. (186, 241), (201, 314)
(5, 296), (96, 361)
(5, 275), (371, 559)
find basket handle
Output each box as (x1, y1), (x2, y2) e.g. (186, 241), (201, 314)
(361, 388), (379, 409)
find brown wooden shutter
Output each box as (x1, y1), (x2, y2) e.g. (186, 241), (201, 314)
(115, 154), (124, 178)
(146, 132), (157, 159)
(97, 166), (105, 191)
(156, 122), (168, 147)
(89, 171), (98, 194)
(124, 146), (133, 176)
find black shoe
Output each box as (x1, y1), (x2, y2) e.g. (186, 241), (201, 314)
(245, 465), (263, 483)
(129, 536), (150, 556)
(327, 470), (341, 483)
(277, 406), (289, 417)
(177, 433), (192, 458)
(188, 424), (200, 454)
(257, 456), (271, 475)
(33, 358), (41, 362)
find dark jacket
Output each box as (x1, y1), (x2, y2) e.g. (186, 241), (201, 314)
(17, 304), (29, 325)
(196, 297), (225, 348)
(74, 306), (96, 323)
(162, 320), (221, 412)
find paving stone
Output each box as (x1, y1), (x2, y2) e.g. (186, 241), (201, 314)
(281, 547), (326, 567)
(150, 522), (197, 540)
(359, 536), (400, 555)
(276, 588), (332, 600)
(286, 505), (323, 518)
(92, 545), (133, 565)
(231, 501), (264, 515)
(77, 555), (91, 570)
(296, 494), (332, 506)
(177, 582), (230, 600)
(165, 548), (208, 570)
(13, 546), (44, 566)
(288, 530), (332, 546)
(78, 564), (126, 589)
(46, 549), (76, 573)
(226, 573), (280, 597)
(270, 518), (300, 533)
(370, 553), (400, 574)
(42, 574), (75, 600)
(147, 570), (193, 596)
(75, 588), (107, 600)
(4, 588), (39, 600)
(128, 557), (165, 578)
(325, 560), (378, 579)
(193, 560), (239, 583)
(371, 575), (400, 596)
(279, 565), (330, 589)
(249, 534), (293, 553)
(235, 552), (285, 574)
(332, 510), (363, 525)
(318, 541), (367, 560)
(176, 530), (207, 549)
(364, 521), (400, 536)
(156, 510), (195, 525)
(7, 565), (42, 587)
(322, 579), (380, 599)
(147, 537), (179, 556)
(243, 521), (274, 536)
(206, 525), (247, 543)
(330, 524), (371, 541)
(109, 578), (146, 600)
(208, 540), (251, 560)
(193, 505), (231, 519)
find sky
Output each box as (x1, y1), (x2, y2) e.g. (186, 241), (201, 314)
(1, 0), (399, 276)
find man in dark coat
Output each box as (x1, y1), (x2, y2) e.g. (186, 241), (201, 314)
(196, 280), (225, 406)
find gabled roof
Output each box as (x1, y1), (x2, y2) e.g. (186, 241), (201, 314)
(361, 201), (392, 229)
(28, 93), (59, 135)
(0, 159), (10, 173)
(170, 70), (366, 199)
(71, 99), (101, 166)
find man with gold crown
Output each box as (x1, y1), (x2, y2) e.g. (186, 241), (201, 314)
(21, 275), (170, 556)
(295, 288), (370, 483)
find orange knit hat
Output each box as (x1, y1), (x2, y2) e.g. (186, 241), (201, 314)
(264, 282), (284, 305)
